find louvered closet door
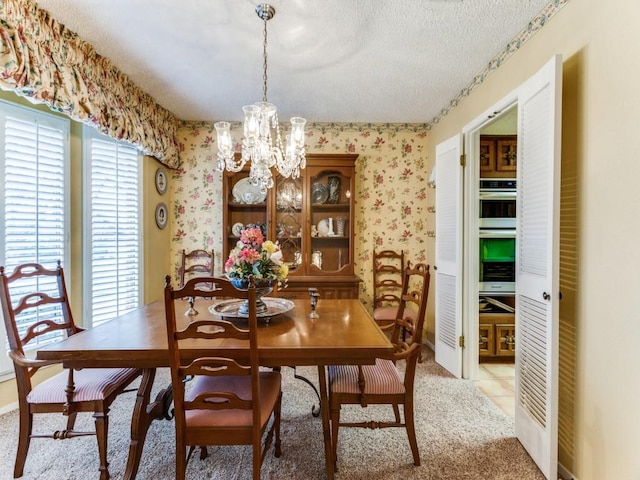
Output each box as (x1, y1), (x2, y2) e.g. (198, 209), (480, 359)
(434, 134), (463, 378)
(515, 55), (562, 480)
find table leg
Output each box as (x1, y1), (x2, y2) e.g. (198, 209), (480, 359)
(124, 368), (175, 480)
(317, 365), (334, 480)
(292, 366), (321, 417)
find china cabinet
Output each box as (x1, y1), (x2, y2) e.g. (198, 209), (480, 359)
(222, 153), (361, 299)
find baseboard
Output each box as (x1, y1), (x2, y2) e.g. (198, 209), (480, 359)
(0, 401), (18, 415)
(558, 462), (577, 480)
(423, 338), (435, 351)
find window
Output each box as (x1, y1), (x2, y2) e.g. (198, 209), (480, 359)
(83, 126), (142, 328)
(0, 100), (70, 375)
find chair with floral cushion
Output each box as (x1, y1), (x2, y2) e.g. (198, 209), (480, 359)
(164, 274), (282, 480)
(0, 261), (141, 479)
(329, 262), (430, 470)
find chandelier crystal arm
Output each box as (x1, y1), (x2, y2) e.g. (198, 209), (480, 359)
(214, 3), (306, 193)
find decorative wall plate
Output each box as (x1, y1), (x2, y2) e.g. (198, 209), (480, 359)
(232, 222), (244, 236)
(317, 218), (330, 236)
(232, 177), (267, 204)
(155, 167), (168, 195)
(311, 183), (329, 204)
(155, 202), (168, 229)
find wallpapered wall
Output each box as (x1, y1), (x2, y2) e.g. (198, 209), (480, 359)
(170, 123), (432, 310)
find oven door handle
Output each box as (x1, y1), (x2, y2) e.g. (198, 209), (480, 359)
(479, 229), (516, 238)
(479, 191), (517, 200)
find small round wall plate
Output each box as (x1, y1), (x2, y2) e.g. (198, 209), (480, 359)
(155, 202), (168, 229)
(232, 222), (244, 236)
(155, 167), (168, 195)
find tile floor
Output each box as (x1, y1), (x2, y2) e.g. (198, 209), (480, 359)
(474, 362), (515, 418)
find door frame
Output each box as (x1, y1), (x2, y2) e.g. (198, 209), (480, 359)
(461, 91), (518, 381)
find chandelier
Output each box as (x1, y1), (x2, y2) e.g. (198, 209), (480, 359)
(214, 3), (306, 193)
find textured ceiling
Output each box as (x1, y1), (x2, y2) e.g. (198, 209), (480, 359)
(34, 0), (550, 124)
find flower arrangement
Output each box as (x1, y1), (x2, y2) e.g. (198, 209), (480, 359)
(224, 227), (288, 285)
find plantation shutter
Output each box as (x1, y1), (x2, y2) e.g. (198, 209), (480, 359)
(0, 101), (70, 374)
(84, 127), (142, 327)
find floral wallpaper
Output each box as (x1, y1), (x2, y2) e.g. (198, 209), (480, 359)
(171, 122), (433, 311)
(0, 0), (180, 167)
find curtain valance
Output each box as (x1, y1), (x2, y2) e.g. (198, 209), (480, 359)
(0, 0), (180, 168)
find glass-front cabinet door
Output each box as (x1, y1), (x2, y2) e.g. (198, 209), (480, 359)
(274, 175), (303, 274)
(307, 165), (354, 275)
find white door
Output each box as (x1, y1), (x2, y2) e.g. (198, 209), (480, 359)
(434, 134), (463, 378)
(514, 54), (562, 480)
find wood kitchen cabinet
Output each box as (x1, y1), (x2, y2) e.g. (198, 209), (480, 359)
(222, 153), (361, 299)
(479, 312), (515, 360)
(479, 135), (517, 178)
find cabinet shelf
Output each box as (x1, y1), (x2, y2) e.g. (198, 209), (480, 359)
(229, 202), (267, 209)
(311, 204), (350, 211)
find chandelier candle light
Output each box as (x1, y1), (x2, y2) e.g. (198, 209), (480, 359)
(214, 3), (307, 193)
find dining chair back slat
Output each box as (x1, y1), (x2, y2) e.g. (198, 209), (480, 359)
(372, 249), (406, 328)
(179, 249), (215, 287)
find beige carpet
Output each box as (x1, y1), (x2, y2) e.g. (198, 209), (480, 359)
(0, 348), (545, 480)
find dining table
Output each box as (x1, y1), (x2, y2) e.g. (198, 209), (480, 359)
(37, 296), (394, 480)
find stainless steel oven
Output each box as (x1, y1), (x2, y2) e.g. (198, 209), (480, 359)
(479, 229), (516, 294)
(479, 178), (516, 229)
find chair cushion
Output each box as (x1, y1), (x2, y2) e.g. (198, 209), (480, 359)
(184, 371), (281, 429)
(329, 358), (405, 395)
(27, 367), (139, 404)
(373, 306), (398, 322)
(373, 306), (418, 323)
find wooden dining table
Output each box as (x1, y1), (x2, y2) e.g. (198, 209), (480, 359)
(37, 297), (393, 480)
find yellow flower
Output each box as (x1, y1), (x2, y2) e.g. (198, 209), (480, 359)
(279, 263), (289, 278)
(262, 240), (276, 255)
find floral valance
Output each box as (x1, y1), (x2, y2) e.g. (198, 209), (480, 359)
(0, 0), (180, 168)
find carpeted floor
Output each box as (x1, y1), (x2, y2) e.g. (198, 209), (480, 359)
(0, 347), (545, 479)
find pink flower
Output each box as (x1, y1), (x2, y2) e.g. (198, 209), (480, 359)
(238, 248), (261, 264)
(240, 227), (264, 248)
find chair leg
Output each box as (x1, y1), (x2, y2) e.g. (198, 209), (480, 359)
(253, 438), (262, 480)
(14, 407), (33, 478)
(392, 404), (401, 423)
(330, 404), (340, 472)
(403, 403), (420, 466)
(66, 411), (78, 431)
(175, 443), (187, 480)
(93, 410), (110, 480)
(274, 392), (282, 458)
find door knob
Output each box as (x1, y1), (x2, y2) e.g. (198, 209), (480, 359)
(542, 292), (550, 301)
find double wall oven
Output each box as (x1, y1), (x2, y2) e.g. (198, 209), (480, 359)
(479, 178), (516, 294)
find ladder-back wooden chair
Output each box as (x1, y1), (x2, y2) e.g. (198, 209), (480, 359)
(329, 262), (431, 470)
(372, 249), (408, 329)
(179, 249), (215, 287)
(0, 262), (141, 479)
(164, 275), (282, 480)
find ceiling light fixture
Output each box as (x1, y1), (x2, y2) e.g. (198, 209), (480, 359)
(214, 3), (306, 193)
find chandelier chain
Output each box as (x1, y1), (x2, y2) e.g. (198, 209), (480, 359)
(262, 16), (268, 103)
